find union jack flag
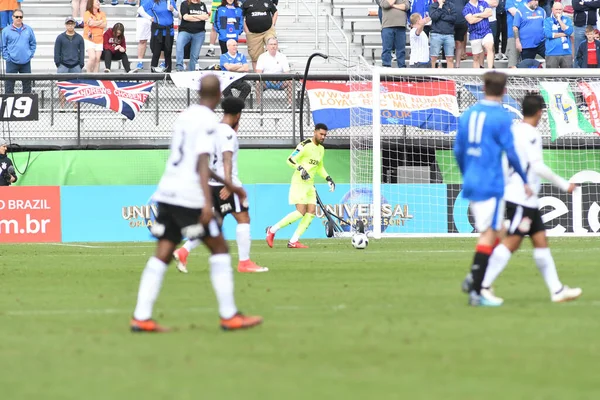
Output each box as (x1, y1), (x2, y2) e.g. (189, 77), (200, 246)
(56, 80), (155, 120)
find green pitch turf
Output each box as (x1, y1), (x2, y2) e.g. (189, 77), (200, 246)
(1, 238), (598, 400)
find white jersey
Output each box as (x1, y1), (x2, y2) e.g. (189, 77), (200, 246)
(210, 123), (241, 186)
(504, 122), (570, 208)
(153, 104), (219, 209)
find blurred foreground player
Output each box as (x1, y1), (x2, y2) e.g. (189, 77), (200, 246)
(477, 93), (582, 303)
(130, 75), (262, 332)
(453, 71), (531, 307)
(173, 96), (268, 274)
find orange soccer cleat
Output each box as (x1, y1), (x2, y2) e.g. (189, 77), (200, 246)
(220, 312), (263, 331)
(238, 259), (269, 273)
(130, 318), (170, 333)
(173, 247), (189, 273)
(266, 226), (275, 248)
(287, 241), (309, 249)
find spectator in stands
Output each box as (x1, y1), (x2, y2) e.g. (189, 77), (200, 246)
(71, 0), (86, 28)
(220, 39), (251, 101)
(489, 2), (498, 59)
(544, 1), (573, 68)
(495, 0), (508, 60)
(206, 0), (221, 57)
(576, 25), (600, 67)
(54, 16), (85, 73)
(429, 0), (457, 68)
(409, 13), (432, 67)
(175, 0), (209, 71)
(573, 1), (600, 66)
(513, 0), (546, 61)
(255, 37), (292, 107)
(135, 0), (164, 70)
(510, 57), (543, 67)
(1, 10), (35, 94)
(463, 0), (496, 68)
(451, 0), (468, 67)
(102, 23), (132, 72)
(84, 0), (107, 73)
(411, 0), (433, 35)
(242, 0), (277, 71)
(505, 0), (525, 67)
(379, 0), (410, 68)
(0, 139), (17, 186)
(215, 0), (244, 54)
(138, 0), (179, 73)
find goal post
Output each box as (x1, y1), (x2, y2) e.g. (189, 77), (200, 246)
(349, 66), (600, 238)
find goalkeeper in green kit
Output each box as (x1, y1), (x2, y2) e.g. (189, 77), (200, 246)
(266, 123), (335, 249)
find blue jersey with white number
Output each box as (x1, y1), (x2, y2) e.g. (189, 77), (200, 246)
(454, 100), (527, 201)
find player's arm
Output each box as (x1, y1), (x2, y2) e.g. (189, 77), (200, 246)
(198, 153), (215, 225)
(219, 151), (234, 200)
(497, 123), (528, 184)
(528, 138), (574, 192)
(453, 118), (467, 175)
(287, 141), (311, 180)
(316, 158), (335, 192)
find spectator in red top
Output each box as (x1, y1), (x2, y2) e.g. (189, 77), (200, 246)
(576, 25), (600, 68)
(102, 22), (132, 72)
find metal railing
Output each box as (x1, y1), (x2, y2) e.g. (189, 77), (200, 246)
(294, 0), (321, 47)
(325, 13), (351, 67)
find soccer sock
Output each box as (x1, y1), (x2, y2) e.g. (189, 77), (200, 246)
(533, 248), (563, 294)
(236, 223), (251, 261)
(183, 238), (201, 253)
(470, 244), (494, 294)
(209, 253), (237, 319)
(270, 210), (303, 233)
(133, 257), (168, 321)
(290, 213), (315, 243)
(482, 244), (512, 289)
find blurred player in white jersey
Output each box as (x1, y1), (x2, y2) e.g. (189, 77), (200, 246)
(479, 93), (582, 303)
(130, 75), (263, 332)
(173, 96), (268, 274)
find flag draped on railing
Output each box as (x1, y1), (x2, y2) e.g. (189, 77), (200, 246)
(56, 80), (155, 120)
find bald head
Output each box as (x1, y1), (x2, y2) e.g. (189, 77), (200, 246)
(199, 75), (221, 110)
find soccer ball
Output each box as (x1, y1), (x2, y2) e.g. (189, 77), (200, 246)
(351, 233), (369, 249)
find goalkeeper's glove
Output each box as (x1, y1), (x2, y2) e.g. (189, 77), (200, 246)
(297, 165), (311, 180)
(326, 176), (335, 192)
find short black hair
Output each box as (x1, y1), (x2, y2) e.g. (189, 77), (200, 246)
(314, 123), (328, 131)
(221, 96), (245, 115)
(522, 93), (545, 117)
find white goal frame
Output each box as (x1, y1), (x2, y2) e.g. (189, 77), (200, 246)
(366, 68), (600, 239)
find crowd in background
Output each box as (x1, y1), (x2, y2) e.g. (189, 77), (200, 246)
(379, 0), (600, 69)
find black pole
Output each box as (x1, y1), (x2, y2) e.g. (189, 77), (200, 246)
(299, 52), (328, 141)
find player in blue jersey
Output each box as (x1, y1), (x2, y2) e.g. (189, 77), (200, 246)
(453, 71), (532, 307)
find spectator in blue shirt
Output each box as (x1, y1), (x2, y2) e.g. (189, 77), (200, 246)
(513, 0), (546, 61)
(451, 0), (468, 67)
(215, 0), (243, 54)
(138, 0), (179, 72)
(543, 2), (573, 68)
(220, 39), (251, 102)
(505, 0), (525, 67)
(429, 0), (457, 68)
(463, 0), (496, 68)
(1, 10), (36, 94)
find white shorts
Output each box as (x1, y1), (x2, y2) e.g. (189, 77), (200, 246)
(84, 40), (103, 52)
(136, 17), (152, 42)
(469, 197), (505, 233)
(470, 32), (494, 55)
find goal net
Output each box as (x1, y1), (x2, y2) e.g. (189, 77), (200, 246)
(349, 66), (600, 238)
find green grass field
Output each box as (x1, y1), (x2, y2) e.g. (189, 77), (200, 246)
(1, 238), (598, 400)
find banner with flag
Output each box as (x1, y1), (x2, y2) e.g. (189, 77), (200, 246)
(578, 81), (600, 134)
(57, 80), (154, 120)
(539, 81), (596, 141)
(305, 80), (459, 132)
(169, 71), (246, 92)
(463, 84), (523, 120)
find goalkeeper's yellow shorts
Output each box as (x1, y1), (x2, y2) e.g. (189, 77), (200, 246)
(288, 183), (316, 205)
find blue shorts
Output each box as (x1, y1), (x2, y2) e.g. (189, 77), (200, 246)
(265, 81), (284, 90)
(429, 33), (455, 57)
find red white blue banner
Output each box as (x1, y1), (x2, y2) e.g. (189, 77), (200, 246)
(56, 80), (155, 120)
(305, 80), (459, 132)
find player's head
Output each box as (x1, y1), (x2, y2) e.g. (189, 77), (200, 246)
(199, 75), (221, 111)
(522, 93), (545, 127)
(221, 96), (245, 131)
(313, 123), (328, 145)
(482, 71), (507, 98)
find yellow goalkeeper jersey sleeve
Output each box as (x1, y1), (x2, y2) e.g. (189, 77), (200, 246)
(286, 138), (329, 184)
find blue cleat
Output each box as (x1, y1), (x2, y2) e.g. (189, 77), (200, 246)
(469, 289), (503, 307)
